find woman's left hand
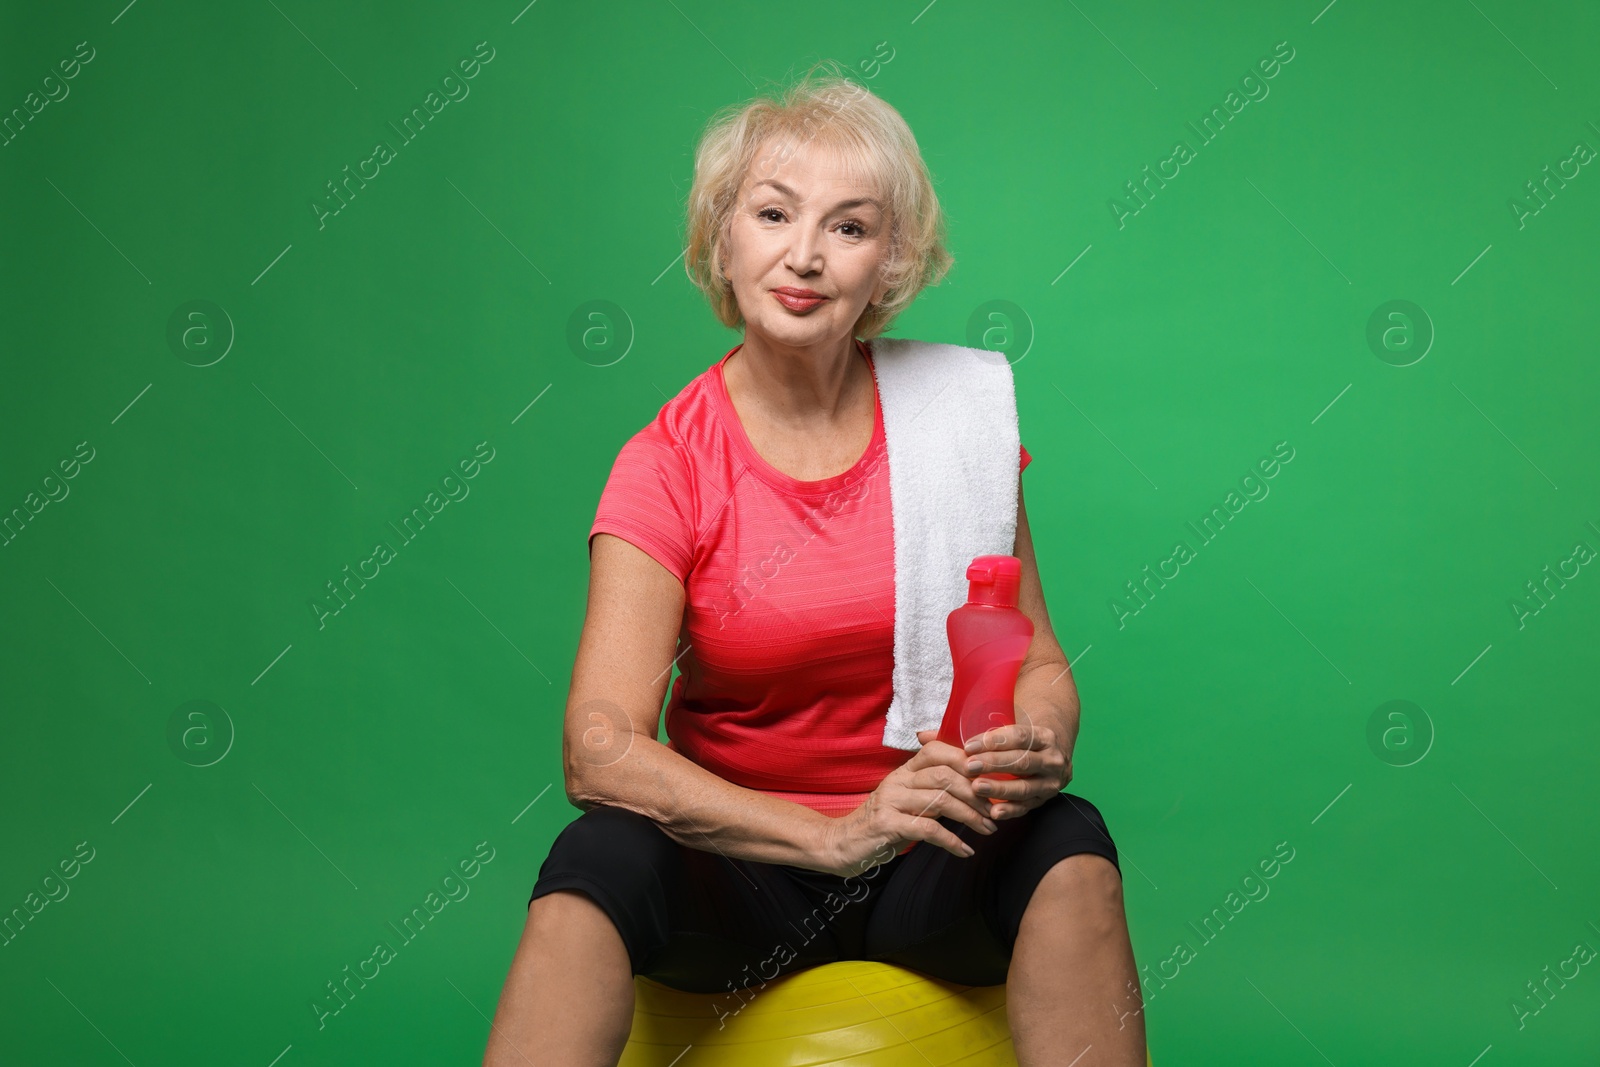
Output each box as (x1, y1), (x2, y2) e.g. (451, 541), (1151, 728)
(961, 718), (1074, 820)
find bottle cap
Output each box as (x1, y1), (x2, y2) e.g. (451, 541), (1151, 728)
(966, 555), (1022, 607)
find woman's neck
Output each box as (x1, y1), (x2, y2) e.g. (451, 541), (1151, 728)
(726, 333), (868, 428)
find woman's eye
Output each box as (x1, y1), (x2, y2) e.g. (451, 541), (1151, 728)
(839, 221), (866, 237)
(757, 208), (784, 222)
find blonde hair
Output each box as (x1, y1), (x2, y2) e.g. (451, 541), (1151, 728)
(683, 60), (953, 340)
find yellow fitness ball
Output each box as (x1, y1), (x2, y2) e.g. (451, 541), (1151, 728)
(619, 959), (1152, 1066)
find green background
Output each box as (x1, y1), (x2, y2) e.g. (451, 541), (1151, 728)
(3, 0), (1597, 1063)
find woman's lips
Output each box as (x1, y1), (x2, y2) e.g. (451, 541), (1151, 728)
(772, 290), (829, 312)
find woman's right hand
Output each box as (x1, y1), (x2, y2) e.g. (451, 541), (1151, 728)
(821, 729), (998, 878)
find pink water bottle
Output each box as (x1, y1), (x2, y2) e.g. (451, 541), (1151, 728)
(935, 555), (1034, 803)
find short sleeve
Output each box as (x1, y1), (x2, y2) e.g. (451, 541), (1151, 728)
(1020, 443), (1032, 472)
(589, 429), (696, 583)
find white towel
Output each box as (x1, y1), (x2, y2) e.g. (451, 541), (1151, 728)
(868, 337), (1021, 751)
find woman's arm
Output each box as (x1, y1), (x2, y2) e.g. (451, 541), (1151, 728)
(1012, 479), (1082, 757)
(562, 532), (837, 873)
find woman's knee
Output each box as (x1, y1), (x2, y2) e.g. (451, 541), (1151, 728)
(1026, 853), (1126, 951)
(551, 803), (674, 858)
(528, 806), (672, 915)
(1008, 794), (1122, 907)
(530, 805), (682, 970)
(1030, 792), (1116, 855)
(528, 885), (616, 933)
(1026, 796), (1124, 912)
(1038, 852), (1122, 899)
(533, 805), (679, 908)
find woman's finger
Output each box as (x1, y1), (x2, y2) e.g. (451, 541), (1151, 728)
(991, 797), (1047, 820)
(899, 812), (977, 858)
(912, 766), (991, 817)
(965, 723), (1052, 756)
(972, 774), (1043, 802)
(912, 738), (968, 774)
(902, 785), (996, 837)
(967, 747), (1044, 776)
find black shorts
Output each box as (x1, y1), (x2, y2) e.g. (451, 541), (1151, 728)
(527, 791), (1120, 993)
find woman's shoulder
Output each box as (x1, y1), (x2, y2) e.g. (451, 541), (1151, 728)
(612, 358), (725, 469)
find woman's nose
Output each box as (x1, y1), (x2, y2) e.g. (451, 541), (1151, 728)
(785, 229), (822, 272)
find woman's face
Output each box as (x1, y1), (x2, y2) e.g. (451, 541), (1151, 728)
(723, 138), (891, 350)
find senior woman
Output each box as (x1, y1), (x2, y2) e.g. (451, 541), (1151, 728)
(483, 69), (1145, 1066)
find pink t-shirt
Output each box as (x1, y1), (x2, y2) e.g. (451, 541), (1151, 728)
(589, 338), (1030, 823)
